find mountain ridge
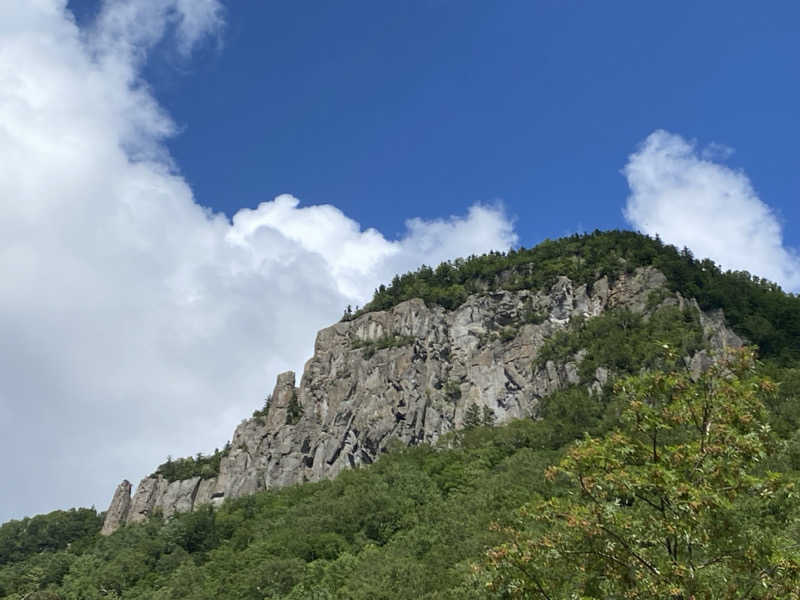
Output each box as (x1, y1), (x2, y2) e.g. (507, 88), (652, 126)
(5, 230), (800, 599)
(101, 260), (742, 534)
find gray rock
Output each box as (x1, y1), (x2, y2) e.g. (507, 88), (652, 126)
(127, 476), (168, 524)
(689, 350), (715, 380)
(101, 266), (743, 533)
(100, 480), (131, 536)
(698, 305), (744, 351)
(158, 477), (201, 518)
(194, 477), (218, 507)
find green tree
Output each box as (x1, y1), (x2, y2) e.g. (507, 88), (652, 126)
(464, 404), (482, 429)
(287, 390), (303, 425)
(484, 347), (800, 599)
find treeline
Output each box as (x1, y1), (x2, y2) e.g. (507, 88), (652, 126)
(354, 230), (800, 362)
(153, 445), (230, 482)
(0, 508), (101, 567)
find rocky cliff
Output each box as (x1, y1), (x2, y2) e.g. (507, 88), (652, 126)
(102, 267), (741, 533)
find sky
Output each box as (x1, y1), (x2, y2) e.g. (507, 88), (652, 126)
(0, 0), (798, 522)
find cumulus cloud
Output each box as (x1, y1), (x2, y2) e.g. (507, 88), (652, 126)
(0, 2), (517, 522)
(623, 130), (800, 291)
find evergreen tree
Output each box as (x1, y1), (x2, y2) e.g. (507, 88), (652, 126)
(482, 406), (496, 427)
(464, 404), (482, 428)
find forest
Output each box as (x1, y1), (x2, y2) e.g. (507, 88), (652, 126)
(2, 231), (800, 599)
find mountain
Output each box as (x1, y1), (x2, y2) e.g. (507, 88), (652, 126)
(101, 262), (742, 535)
(3, 230), (800, 599)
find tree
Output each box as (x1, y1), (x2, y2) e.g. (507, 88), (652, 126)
(483, 347), (800, 599)
(342, 304), (355, 321)
(464, 404), (482, 429)
(287, 390), (303, 425)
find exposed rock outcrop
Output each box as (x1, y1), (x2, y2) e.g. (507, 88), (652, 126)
(102, 267), (742, 534)
(100, 480), (131, 536)
(127, 476), (168, 524)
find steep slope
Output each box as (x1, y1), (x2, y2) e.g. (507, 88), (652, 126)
(102, 265), (741, 533)
(8, 231), (800, 599)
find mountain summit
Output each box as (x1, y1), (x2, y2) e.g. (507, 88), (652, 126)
(5, 231), (800, 598)
(101, 231), (760, 534)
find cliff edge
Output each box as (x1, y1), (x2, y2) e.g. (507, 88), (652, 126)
(102, 266), (741, 533)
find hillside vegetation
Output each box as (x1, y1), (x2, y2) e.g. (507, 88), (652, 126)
(3, 354), (800, 599)
(354, 230), (800, 362)
(3, 231), (800, 599)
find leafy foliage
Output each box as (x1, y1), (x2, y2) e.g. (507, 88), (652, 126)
(0, 509), (101, 566)
(483, 348), (800, 599)
(286, 390), (303, 426)
(535, 304), (705, 382)
(3, 352), (800, 599)
(3, 231), (800, 598)
(0, 418), (573, 599)
(251, 394), (271, 420)
(464, 403), (482, 429)
(154, 446), (230, 482)
(354, 230), (800, 361)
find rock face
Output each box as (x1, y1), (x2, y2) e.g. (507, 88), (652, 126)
(102, 267), (742, 533)
(100, 480), (131, 535)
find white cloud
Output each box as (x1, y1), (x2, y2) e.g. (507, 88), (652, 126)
(623, 130), (800, 291)
(90, 0), (224, 62)
(0, 1), (517, 522)
(229, 198), (516, 301)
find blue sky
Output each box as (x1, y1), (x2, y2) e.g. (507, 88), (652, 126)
(70, 0), (800, 246)
(1, 1), (798, 521)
